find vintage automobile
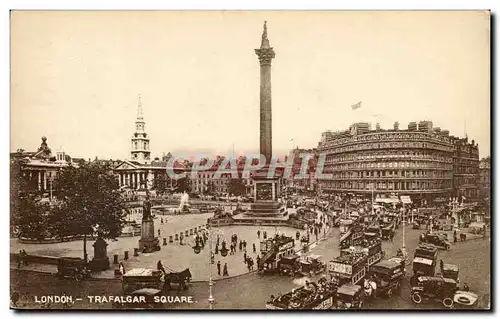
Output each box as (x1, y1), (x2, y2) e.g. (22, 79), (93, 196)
(381, 225), (395, 240)
(410, 276), (459, 308)
(441, 263), (459, 284)
(419, 233), (451, 250)
(56, 257), (91, 281)
(369, 259), (405, 297)
(365, 225), (382, 238)
(114, 288), (164, 309)
(335, 284), (364, 309)
(300, 255), (326, 276)
(278, 255), (300, 276)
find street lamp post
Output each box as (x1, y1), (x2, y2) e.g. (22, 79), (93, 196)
(401, 202), (407, 259)
(204, 226), (224, 310)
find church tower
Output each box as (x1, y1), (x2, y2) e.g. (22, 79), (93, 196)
(130, 95), (151, 164)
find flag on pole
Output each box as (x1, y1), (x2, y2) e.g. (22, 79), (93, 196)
(351, 101), (362, 110)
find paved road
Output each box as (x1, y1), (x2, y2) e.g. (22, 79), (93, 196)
(10, 224), (490, 310)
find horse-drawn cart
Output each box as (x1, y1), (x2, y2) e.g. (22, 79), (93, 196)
(56, 257), (90, 281)
(122, 268), (165, 295)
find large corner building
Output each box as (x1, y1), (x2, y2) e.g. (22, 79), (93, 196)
(317, 121), (480, 204)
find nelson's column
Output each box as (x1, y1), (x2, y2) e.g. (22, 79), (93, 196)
(245, 22), (285, 220)
(255, 21), (275, 163)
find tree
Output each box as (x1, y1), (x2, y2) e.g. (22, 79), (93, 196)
(175, 176), (191, 193)
(54, 163), (128, 262)
(228, 178), (246, 196)
(10, 158), (45, 238)
(154, 173), (167, 195)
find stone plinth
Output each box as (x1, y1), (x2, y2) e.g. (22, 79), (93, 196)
(243, 166), (285, 220)
(89, 237), (110, 271)
(138, 219), (160, 253)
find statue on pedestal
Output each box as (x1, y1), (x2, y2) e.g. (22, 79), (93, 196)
(142, 190), (152, 221)
(138, 189), (160, 252)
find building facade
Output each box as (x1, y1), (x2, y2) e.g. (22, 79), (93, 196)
(316, 121), (479, 204)
(479, 156), (490, 200)
(189, 156), (253, 195)
(11, 137), (82, 194)
(285, 147), (318, 192)
(114, 158), (185, 191)
(451, 136), (480, 199)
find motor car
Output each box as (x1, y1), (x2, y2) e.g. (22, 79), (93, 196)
(419, 233), (451, 250)
(335, 284), (363, 309)
(369, 259), (405, 297)
(411, 276), (459, 308)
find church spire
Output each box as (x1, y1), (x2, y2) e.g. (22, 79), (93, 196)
(260, 21), (270, 49)
(137, 94), (143, 120)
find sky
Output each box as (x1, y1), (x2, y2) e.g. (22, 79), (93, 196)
(10, 11), (491, 160)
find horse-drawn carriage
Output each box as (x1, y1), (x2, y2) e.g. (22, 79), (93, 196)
(122, 266), (192, 296)
(161, 266), (192, 291)
(56, 257), (91, 281)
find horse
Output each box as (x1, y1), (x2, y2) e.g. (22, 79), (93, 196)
(164, 268), (192, 291)
(364, 278), (377, 300)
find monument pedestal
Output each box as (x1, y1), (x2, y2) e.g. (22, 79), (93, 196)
(243, 167), (286, 220)
(89, 237), (110, 271)
(138, 219), (160, 253)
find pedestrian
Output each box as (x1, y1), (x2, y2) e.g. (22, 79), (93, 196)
(239, 241), (242, 251)
(263, 231), (267, 239)
(253, 243), (256, 253)
(158, 229), (161, 237)
(217, 261), (221, 276)
(215, 244), (219, 254)
(243, 240), (247, 251)
(257, 230), (261, 239)
(120, 262), (126, 275)
(440, 259), (444, 273)
(256, 255), (261, 266)
(223, 263), (229, 276)
(244, 252), (247, 263)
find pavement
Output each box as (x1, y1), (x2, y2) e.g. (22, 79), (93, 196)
(10, 210), (332, 282)
(10, 209), (490, 310)
(10, 224), (490, 310)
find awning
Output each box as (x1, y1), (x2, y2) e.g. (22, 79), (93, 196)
(400, 196), (412, 204)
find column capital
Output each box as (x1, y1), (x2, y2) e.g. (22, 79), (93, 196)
(255, 48), (275, 66)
